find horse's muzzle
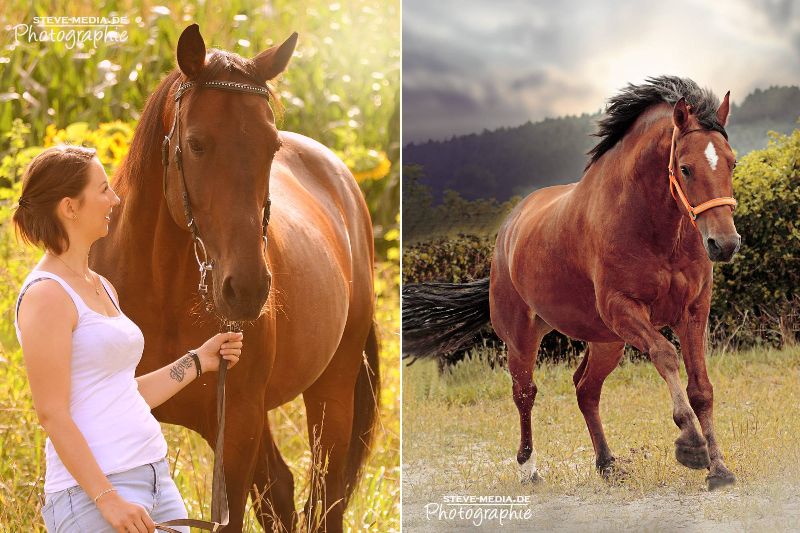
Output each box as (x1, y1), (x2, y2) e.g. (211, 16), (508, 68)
(705, 234), (741, 263)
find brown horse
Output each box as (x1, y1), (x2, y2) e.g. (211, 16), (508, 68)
(91, 25), (379, 532)
(403, 76), (739, 490)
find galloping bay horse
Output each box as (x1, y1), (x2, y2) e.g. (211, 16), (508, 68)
(92, 25), (379, 531)
(403, 76), (739, 490)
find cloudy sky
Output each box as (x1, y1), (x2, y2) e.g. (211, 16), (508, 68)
(403, 0), (800, 143)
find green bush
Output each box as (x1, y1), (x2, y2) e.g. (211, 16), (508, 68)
(712, 128), (800, 346)
(403, 234), (494, 284)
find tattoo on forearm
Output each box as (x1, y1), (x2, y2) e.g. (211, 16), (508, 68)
(170, 354), (195, 383)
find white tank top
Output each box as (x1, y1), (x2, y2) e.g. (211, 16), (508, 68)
(14, 270), (168, 493)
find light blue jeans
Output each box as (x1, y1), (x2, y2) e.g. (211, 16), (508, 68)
(40, 458), (189, 532)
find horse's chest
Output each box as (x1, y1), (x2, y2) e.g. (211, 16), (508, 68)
(650, 268), (705, 326)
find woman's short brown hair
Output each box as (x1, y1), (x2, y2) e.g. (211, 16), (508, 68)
(12, 145), (98, 254)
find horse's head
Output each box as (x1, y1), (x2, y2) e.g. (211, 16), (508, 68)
(162, 24), (297, 321)
(670, 93), (740, 262)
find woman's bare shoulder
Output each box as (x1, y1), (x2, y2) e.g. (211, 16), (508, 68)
(18, 279), (78, 329)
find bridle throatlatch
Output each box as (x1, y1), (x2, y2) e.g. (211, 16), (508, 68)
(155, 78), (274, 533)
(667, 126), (737, 230)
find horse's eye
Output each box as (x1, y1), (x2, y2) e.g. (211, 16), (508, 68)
(188, 139), (204, 153)
(680, 165), (691, 178)
(732, 159), (738, 170)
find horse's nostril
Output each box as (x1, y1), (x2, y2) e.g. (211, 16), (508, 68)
(222, 276), (236, 301)
(707, 238), (721, 255)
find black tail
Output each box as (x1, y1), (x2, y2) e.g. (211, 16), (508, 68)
(344, 320), (380, 505)
(402, 277), (491, 362)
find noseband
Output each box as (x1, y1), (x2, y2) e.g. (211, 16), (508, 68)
(161, 79), (273, 311)
(667, 126), (737, 230)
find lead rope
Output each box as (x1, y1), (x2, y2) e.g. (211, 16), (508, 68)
(154, 78), (273, 532)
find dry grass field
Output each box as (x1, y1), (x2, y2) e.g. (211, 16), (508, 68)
(403, 346), (800, 531)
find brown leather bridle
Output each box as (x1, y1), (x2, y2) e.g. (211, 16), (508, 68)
(155, 78), (274, 533)
(667, 126), (737, 230)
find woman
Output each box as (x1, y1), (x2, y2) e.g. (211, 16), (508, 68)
(13, 145), (243, 533)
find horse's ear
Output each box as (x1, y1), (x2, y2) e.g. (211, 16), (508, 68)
(177, 24), (206, 78)
(717, 91), (731, 127)
(253, 33), (298, 82)
(672, 97), (690, 130)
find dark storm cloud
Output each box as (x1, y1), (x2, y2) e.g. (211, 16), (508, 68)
(510, 71), (547, 91)
(402, 0), (800, 143)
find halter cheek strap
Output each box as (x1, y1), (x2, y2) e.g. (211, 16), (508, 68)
(667, 126), (737, 230)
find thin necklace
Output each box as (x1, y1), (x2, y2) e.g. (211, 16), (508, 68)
(48, 252), (101, 295)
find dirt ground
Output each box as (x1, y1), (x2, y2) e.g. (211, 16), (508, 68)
(403, 462), (800, 531)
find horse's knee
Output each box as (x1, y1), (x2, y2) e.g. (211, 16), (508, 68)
(687, 382), (714, 413)
(650, 346), (680, 373)
(576, 379), (600, 414)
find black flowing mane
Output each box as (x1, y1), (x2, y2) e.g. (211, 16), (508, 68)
(586, 75), (727, 170)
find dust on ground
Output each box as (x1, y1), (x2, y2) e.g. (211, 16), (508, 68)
(403, 459), (800, 532)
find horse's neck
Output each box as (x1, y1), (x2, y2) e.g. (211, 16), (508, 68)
(112, 160), (195, 297)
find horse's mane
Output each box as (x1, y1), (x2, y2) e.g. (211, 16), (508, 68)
(114, 50), (282, 194)
(585, 75), (727, 171)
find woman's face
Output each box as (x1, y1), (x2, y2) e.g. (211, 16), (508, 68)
(75, 157), (120, 240)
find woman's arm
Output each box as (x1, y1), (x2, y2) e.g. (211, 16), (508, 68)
(18, 281), (154, 532)
(135, 353), (200, 409)
(135, 332), (243, 409)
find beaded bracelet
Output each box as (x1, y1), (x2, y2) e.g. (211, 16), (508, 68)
(94, 487), (117, 504)
(188, 350), (202, 377)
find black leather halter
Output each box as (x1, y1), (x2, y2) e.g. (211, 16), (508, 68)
(161, 79), (273, 309)
(155, 79), (274, 533)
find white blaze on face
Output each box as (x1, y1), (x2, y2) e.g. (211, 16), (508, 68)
(704, 141), (719, 171)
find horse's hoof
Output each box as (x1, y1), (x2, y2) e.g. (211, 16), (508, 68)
(521, 470), (544, 485)
(597, 458), (628, 483)
(707, 467), (736, 490)
(675, 442), (711, 470)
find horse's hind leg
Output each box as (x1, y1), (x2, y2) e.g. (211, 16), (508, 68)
(251, 419), (296, 532)
(506, 315), (551, 482)
(491, 274), (552, 481)
(574, 341), (625, 478)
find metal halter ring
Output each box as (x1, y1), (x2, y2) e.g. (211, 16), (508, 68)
(193, 237), (212, 270)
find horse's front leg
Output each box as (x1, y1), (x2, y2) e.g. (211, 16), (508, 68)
(675, 308), (736, 490)
(598, 292), (710, 470)
(203, 381), (267, 532)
